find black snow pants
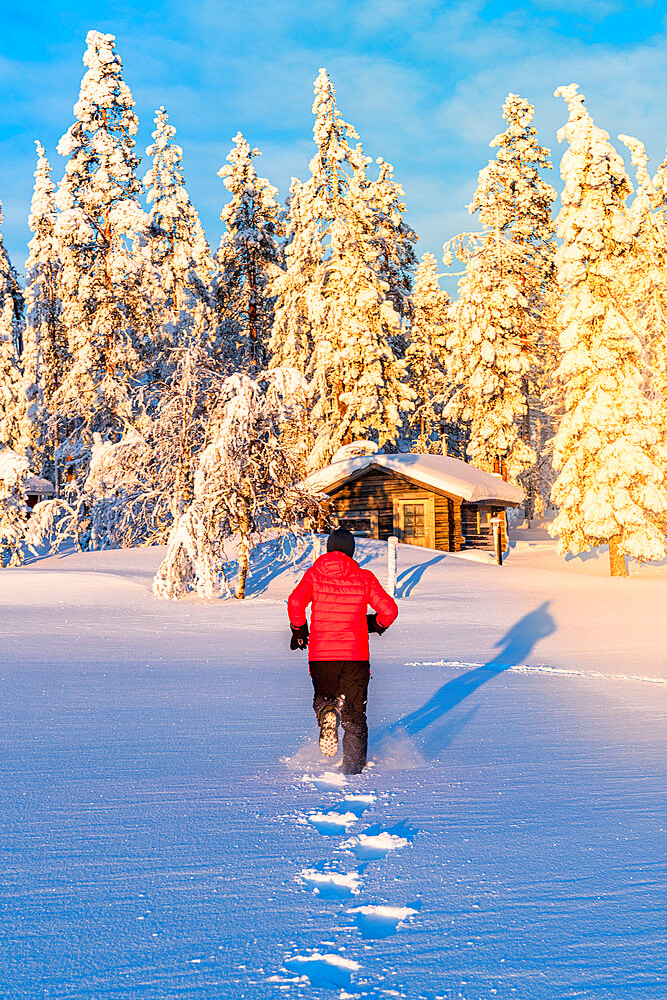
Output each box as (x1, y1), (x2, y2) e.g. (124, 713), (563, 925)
(309, 660), (370, 775)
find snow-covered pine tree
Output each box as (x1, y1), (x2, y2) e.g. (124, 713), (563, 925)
(153, 368), (318, 600)
(21, 142), (67, 480)
(444, 93), (557, 484)
(0, 203), (25, 360)
(54, 30), (150, 464)
(618, 135), (667, 444)
(0, 315), (23, 452)
(365, 156), (418, 336)
(270, 69), (413, 469)
(268, 175), (321, 378)
(215, 132), (283, 369)
(143, 107), (214, 381)
(550, 84), (667, 576)
(0, 201), (25, 451)
(404, 252), (453, 452)
(309, 145), (414, 468)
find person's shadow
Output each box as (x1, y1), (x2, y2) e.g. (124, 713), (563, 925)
(374, 601), (555, 760)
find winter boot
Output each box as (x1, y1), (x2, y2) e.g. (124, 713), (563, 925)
(318, 704), (340, 758)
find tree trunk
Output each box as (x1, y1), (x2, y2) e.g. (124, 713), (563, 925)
(235, 498), (251, 598)
(236, 538), (249, 598)
(608, 536), (627, 578)
(248, 265), (259, 368)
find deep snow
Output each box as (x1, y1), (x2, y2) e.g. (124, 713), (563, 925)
(0, 527), (665, 999)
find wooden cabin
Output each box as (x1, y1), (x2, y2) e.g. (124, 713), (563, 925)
(0, 446), (54, 509)
(304, 453), (524, 553)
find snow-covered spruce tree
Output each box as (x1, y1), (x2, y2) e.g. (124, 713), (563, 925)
(268, 175), (321, 376)
(366, 156), (418, 337)
(153, 368), (319, 600)
(549, 84), (667, 576)
(309, 157), (414, 467)
(404, 252), (453, 452)
(0, 201), (25, 452)
(54, 30), (150, 463)
(0, 323), (23, 453)
(0, 449), (31, 567)
(618, 135), (667, 444)
(270, 69), (413, 469)
(0, 202), (25, 360)
(143, 107), (214, 381)
(20, 142), (67, 479)
(215, 132), (283, 370)
(444, 93), (557, 484)
(266, 177), (320, 473)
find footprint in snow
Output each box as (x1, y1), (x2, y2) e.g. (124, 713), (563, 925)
(304, 793), (375, 835)
(299, 866), (363, 900)
(340, 792), (377, 816)
(308, 809), (359, 835)
(340, 822), (417, 861)
(283, 951), (361, 989)
(347, 903), (420, 939)
(301, 770), (347, 792)
(342, 831), (408, 860)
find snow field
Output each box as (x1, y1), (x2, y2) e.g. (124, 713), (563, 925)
(0, 535), (665, 999)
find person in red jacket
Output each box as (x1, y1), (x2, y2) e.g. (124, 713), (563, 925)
(287, 528), (398, 774)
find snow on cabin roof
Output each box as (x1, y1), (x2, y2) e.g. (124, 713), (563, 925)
(304, 452), (524, 506)
(0, 447), (54, 496)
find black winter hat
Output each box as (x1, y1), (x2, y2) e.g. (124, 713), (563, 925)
(327, 527), (356, 558)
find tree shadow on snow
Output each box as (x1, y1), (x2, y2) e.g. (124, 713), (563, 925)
(238, 535), (312, 597)
(374, 601), (555, 760)
(395, 553), (447, 598)
(242, 535), (374, 596)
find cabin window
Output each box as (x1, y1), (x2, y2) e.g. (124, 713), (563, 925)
(334, 511), (379, 538)
(403, 503), (425, 536)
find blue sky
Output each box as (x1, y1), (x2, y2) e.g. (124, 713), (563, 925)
(1, 0), (666, 279)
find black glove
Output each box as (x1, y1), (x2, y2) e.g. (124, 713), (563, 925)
(367, 613), (388, 635)
(290, 622), (309, 651)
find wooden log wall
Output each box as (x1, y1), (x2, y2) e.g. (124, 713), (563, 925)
(328, 468), (465, 552)
(460, 503), (509, 552)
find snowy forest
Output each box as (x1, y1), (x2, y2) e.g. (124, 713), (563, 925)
(0, 29), (666, 583)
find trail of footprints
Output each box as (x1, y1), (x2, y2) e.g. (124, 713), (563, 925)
(272, 768), (420, 995)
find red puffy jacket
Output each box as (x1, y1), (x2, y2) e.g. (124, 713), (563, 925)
(288, 551), (398, 661)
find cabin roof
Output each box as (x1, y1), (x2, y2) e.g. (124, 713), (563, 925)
(0, 446), (54, 496)
(304, 452), (524, 506)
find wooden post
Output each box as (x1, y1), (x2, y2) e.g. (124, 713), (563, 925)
(491, 517), (503, 566)
(387, 535), (398, 597)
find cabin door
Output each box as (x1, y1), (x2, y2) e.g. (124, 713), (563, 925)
(393, 496), (435, 548)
